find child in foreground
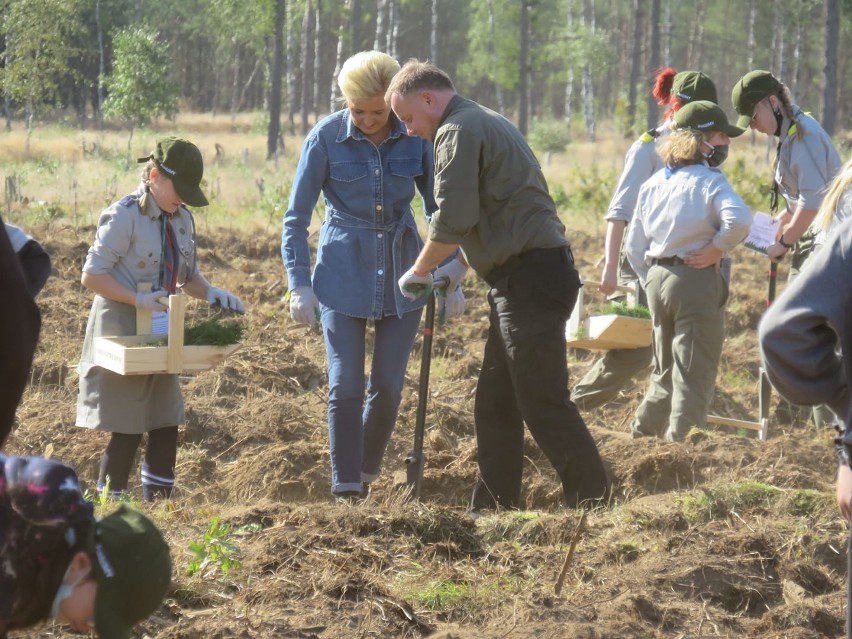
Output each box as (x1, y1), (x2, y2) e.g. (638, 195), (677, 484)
(0, 453), (172, 638)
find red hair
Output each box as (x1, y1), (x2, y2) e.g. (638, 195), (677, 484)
(652, 67), (678, 105)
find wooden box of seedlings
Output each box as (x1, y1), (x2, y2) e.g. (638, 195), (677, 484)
(565, 282), (652, 351)
(93, 292), (242, 375)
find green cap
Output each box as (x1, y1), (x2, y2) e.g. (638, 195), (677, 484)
(673, 100), (745, 138)
(670, 71), (717, 104)
(731, 70), (782, 128)
(137, 137), (209, 207)
(88, 505), (172, 639)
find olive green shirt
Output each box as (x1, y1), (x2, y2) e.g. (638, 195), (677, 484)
(429, 95), (568, 278)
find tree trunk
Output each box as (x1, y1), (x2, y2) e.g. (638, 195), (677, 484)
(564, 0), (574, 127)
(662, 0), (672, 66)
(286, 1), (298, 134)
(267, 0), (285, 161)
(386, 0), (398, 59)
(373, 0), (387, 52)
(95, 0), (105, 128)
(626, 0), (644, 137)
(230, 45), (242, 121)
(791, 10), (802, 97)
(330, 1), (347, 113)
(487, 0), (505, 114)
(686, 4), (705, 69)
(746, 0), (756, 69)
(519, 0), (530, 135)
(300, 0), (314, 135)
(313, 0), (322, 118)
(581, 0), (596, 142)
(430, 0), (438, 64)
(350, 0), (362, 52)
(822, 0), (838, 135)
(772, 8), (786, 80)
(646, 0), (660, 130)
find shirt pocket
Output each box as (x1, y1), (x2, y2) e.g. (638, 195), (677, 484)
(329, 161), (369, 183)
(388, 158), (423, 180)
(131, 234), (160, 264)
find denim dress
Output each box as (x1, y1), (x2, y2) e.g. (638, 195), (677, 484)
(282, 109), (437, 319)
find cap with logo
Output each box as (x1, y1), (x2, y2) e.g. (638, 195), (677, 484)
(673, 100), (745, 138)
(137, 137), (209, 207)
(670, 71), (717, 104)
(731, 70), (782, 128)
(87, 505), (172, 639)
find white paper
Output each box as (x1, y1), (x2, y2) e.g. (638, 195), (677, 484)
(743, 211), (779, 254)
(151, 311), (169, 336)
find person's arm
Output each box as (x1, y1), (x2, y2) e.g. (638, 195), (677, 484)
(600, 220), (626, 294)
(80, 271), (138, 306)
(758, 230), (850, 416)
(767, 205), (817, 261)
(413, 238), (461, 276)
(282, 134), (327, 290)
(837, 463), (852, 522)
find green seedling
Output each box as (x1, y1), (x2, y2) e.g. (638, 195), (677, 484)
(186, 518), (262, 578)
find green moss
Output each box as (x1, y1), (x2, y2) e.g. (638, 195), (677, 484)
(184, 319), (244, 346)
(600, 302), (651, 319)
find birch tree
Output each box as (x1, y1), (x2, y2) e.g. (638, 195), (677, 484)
(268, 0), (285, 160)
(580, 0), (596, 142)
(626, 0), (644, 137)
(822, 0), (839, 134)
(645, 0), (660, 130)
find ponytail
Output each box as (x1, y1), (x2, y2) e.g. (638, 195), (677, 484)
(653, 67), (678, 105)
(816, 158), (852, 231)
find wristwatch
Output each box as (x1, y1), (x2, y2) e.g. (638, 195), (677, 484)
(778, 235), (794, 249)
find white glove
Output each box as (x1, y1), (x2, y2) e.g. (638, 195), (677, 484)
(135, 288), (168, 312)
(289, 286), (320, 327)
(208, 286), (245, 314)
(437, 287), (466, 324)
(433, 258), (468, 292)
(398, 266), (433, 301)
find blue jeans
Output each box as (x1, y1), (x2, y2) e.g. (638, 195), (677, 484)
(321, 306), (422, 494)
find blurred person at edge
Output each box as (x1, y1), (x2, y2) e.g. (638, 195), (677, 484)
(5, 222), (51, 297)
(0, 214), (40, 445)
(0, 456), (171, 639)
(732, 70), (841, 429)
(76, 137), (245, 502)
(756, 214), (852, 519)
(389, 60), (610, 512)
(572, 68), (721, 411)
(281, 51), (463, 501)
(625, 101), (752, 443)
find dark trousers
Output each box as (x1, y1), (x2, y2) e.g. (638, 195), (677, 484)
(471, 247), (610, 510)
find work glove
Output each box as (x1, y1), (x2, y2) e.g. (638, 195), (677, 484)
(437, 287), (466, 325)
(289, 286), (321, 327)
(208, 286), (245, 314)
(433, 258), (468, 293)
(398, 266), (433, 301)
(134, 288), (168, 312)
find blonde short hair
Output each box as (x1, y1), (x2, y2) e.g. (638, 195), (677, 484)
(659, 128), (707, 167)
(386, 59), (455, 99)
(337, 51), (400, 102)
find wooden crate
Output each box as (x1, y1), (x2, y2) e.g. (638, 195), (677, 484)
(93, 291), (242, 375)
(565, 282), (652, 351)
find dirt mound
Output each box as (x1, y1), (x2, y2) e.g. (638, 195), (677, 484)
(9, 224), (847, 638)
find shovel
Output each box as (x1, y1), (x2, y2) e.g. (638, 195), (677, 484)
(757, 260), (778, 435)
(405, 276), (448, 501)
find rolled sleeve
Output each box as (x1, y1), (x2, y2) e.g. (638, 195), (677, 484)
(625, 201), (650, 284)
(710, 182), (752, 252)
(83, 206), (133, 275)
(430, 128), (480, 244)
(791, 139), (834, 211)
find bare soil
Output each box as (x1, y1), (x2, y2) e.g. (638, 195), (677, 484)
(8, 224), (846, 639)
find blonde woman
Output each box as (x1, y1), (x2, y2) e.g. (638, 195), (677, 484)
(626, 102), (751, 442)
(282, 51), (446, 501)
(814, 157), (852, 247)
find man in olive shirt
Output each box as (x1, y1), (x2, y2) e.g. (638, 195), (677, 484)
(389, 60), (610, 511)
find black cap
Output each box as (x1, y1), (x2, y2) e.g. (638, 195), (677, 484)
(138, 137), (208, 207)
(673, 100), (745, 137)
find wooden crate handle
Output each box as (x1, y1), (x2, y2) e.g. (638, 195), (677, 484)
(136, 282), (153, 336)
(166, 293), (186, 374)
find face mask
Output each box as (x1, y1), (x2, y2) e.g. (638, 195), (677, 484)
(50, 570), (86, 621)
(702, 143), (729, 168)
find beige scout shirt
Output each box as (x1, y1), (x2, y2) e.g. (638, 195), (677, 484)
(428, 95), (568, 278)
(78, 185), (198, 375)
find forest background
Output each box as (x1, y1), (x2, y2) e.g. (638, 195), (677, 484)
(2, 0), (850, 162)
